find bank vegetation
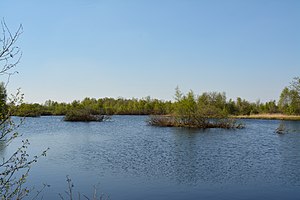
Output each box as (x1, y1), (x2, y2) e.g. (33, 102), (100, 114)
(9, 77), (300, 122)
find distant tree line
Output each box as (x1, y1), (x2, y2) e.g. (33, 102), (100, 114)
(8, 77), (300, 117)
(12, 97), (173, 117)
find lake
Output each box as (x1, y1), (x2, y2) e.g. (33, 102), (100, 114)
(2, 116), (300, 199)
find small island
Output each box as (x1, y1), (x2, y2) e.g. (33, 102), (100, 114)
(64, 108), (111, 122)
(148, 87), (244, 129)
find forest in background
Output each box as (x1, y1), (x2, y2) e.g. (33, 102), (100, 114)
(2, 77), (299, 118)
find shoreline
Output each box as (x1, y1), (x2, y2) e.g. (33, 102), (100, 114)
(232, 114), (300, 121)
(13, 113), (300, 121)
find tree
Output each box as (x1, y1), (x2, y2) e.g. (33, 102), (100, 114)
(235, 97), (252, 115)
(149, 87), (242, 129)
(197, 92), (223, 117)
(290, 77), (300, 114)
(0, 82), (7, 117)
(0, 20), (48, 199)
(291, 77), (300, 95)
(174, 86), (183, 102)
(278, 77), (300, 115)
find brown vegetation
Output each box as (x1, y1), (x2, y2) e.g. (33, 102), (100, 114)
(233, 114), (300, 121)
(148, 115), (244, 129)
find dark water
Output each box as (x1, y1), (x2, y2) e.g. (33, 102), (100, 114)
(2, 116), (300, 199)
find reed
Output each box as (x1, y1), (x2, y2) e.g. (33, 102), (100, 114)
(233, 114), (300, 121)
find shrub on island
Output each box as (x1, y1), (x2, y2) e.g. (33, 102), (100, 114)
(64, 108), (111, 122)
(148, 115), (244, 129)
(148, 88), (244, 129)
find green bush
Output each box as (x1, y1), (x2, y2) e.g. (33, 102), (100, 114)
(64, 108), (110, 122)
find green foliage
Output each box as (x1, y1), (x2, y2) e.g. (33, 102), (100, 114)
(11, 97), (172, 117)
(150, 87), (243, 129)
(0, 138), (49, 199)
(197, 92), (227, 118)
(291, 77), (300, 95)
(263, 100), (278, 114)
(149, 87), (242, 128)
(235, 97), (252, 115)
(0, 82), (8, 118)
(7, 77), (300, 118)
(1, 20), (49, 199)
(9, 87), (292, 118)
(279, 77), (300, 115)
(64, 108), (109, 122)
(174, 90), (197, 121)
(14, 103), (42, 117)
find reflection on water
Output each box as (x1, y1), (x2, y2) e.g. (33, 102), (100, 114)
(4, 116), (300, 199)
(0, 140), (6, 158)
(277, 121), (300, 186)
(172, 128), (199, 184)
(277, 121), (300, 133)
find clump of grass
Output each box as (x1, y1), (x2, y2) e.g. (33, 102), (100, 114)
(59, 176), (110, 200)
(275, 122), (300, 134)
(275, 123), (286, 134)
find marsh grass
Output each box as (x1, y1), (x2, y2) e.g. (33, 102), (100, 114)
(59, 176), (110, 200)
(234, 114), (300, 121)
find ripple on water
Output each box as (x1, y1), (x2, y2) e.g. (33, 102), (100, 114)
(5, 116), (300, 199)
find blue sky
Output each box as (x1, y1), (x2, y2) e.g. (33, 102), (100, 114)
(1, 0), (299, 103)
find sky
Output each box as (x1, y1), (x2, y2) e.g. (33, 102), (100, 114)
(1, 0), (299, 103)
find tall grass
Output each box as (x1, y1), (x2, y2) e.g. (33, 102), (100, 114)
(234, 114), (300, 121)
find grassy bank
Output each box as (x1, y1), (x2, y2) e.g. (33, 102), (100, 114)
(233, 114), (300, 121)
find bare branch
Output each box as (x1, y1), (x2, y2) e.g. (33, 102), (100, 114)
(0, 19), (23, 77)
(0, 20), (50, 200)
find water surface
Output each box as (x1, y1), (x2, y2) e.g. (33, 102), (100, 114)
(3, 116), (300, 199)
